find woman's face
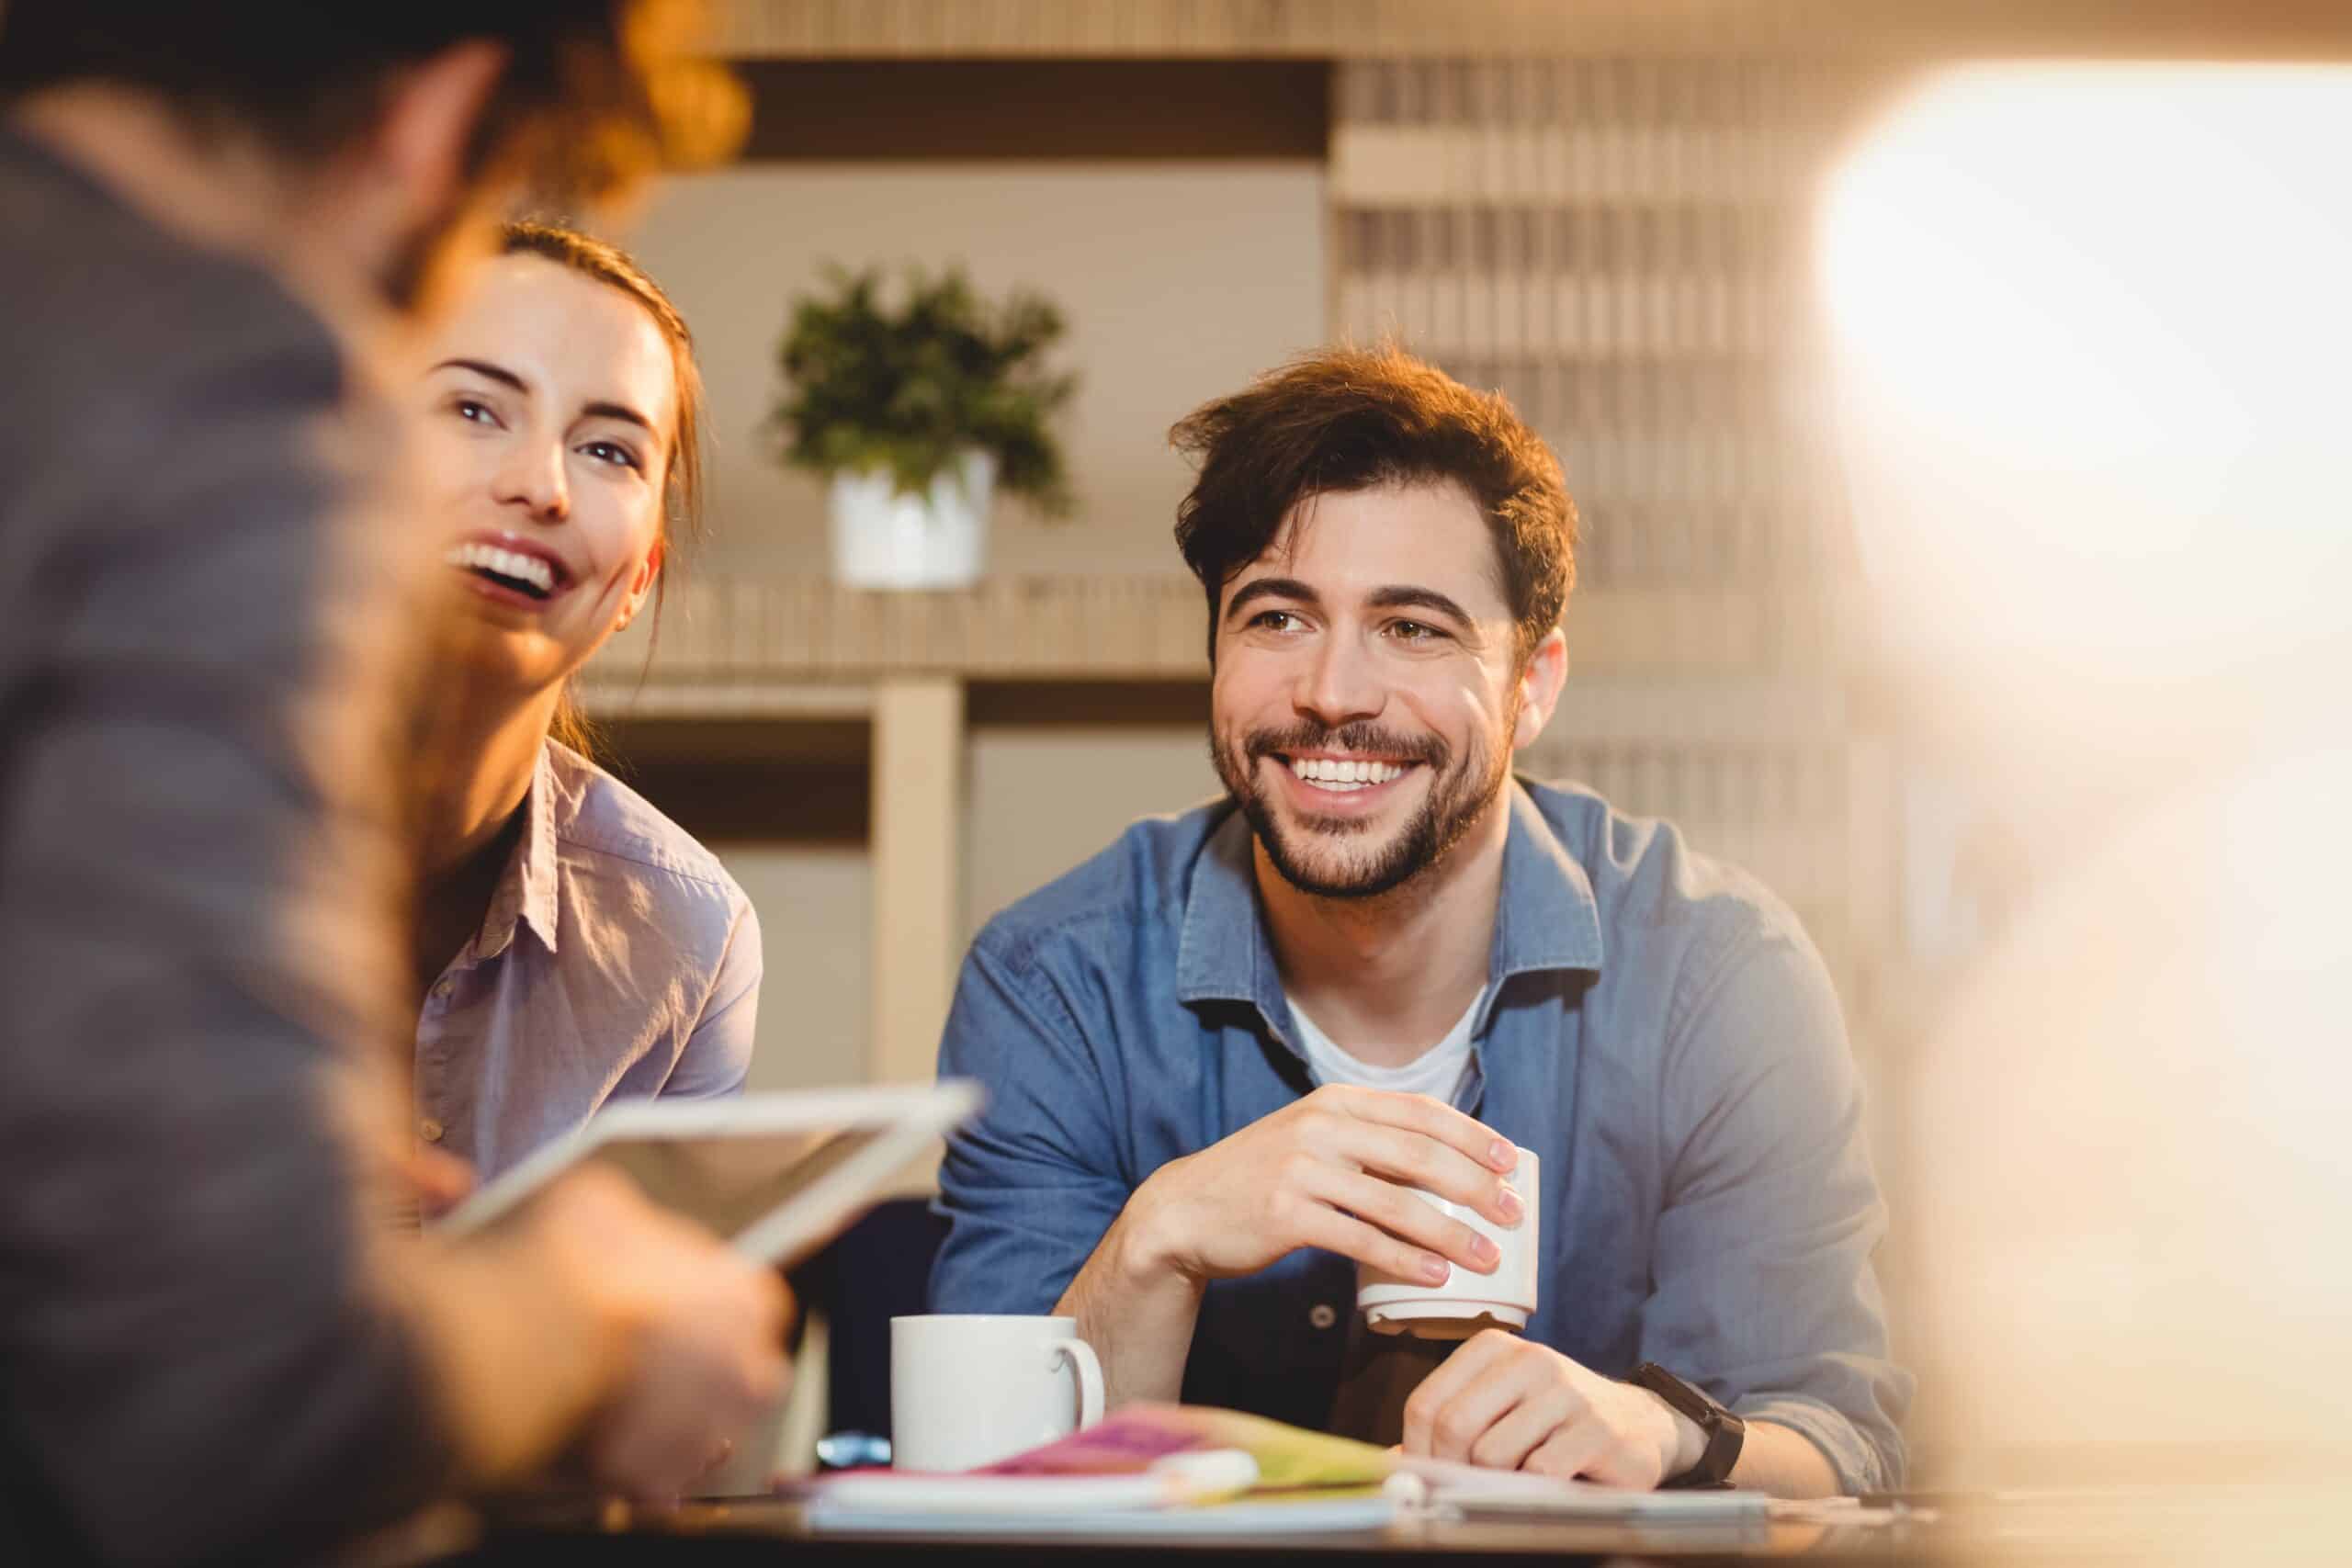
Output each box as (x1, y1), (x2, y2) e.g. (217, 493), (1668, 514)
(416, 254), (677, 696)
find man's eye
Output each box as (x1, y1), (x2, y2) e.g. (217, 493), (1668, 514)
(1389, 620), (1442, 642)
(1250, 610), (1303, 632)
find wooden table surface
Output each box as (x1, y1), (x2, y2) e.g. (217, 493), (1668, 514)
(417, 1483), (2352, 1567)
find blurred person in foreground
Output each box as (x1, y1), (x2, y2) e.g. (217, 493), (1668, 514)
(0, 6), (783, 1564)
(409, 221), (761, 1181)
(1822, 65), (2352, 1490)
(931, 346), (1907, 1497)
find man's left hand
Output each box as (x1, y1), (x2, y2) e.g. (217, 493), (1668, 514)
(1400, 1330), (1702, 1488)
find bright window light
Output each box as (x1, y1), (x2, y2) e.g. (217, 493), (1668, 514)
(1819, 64), (2352, 747)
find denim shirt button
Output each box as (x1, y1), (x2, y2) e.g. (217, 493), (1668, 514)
(1309, 1303), (1339, 1330)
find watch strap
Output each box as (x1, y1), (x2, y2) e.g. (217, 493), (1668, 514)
(1625, 1361), (1746, 1488)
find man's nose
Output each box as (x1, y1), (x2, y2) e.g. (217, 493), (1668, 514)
(1295, 632), (1384, 729)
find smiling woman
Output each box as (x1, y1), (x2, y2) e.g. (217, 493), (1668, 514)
(406, 221), (762, 1184)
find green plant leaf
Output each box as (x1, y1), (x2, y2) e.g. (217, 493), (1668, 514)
(771, 264), (1079, 517)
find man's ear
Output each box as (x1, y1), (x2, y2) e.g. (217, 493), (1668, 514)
(1510, 626), (1569, 753)
(369, 41), (509, 230)
(617, 536), (665, 633)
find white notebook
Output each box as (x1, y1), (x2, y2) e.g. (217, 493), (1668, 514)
(439, 1082), (981, 1267)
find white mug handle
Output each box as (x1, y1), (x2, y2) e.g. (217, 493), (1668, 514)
(1052, 1339), (1104, 1430)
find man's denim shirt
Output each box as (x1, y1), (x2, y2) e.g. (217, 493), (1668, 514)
(932, 780), (1910, 1492)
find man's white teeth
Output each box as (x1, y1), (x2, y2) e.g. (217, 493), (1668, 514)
(443, 542), (554, 593)
(1290, 757), (1406, 790)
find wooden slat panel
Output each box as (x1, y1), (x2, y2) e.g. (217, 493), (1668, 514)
(711, 0), (2352, 61)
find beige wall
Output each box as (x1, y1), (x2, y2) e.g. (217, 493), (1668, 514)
(615, 160), (1321, 1088)
(616, 161), (1327, 581)
(964, 722), (1221, 937)
(691, 726), (1218, 1091)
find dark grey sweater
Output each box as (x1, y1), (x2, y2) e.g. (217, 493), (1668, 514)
(0, 130), (448, 1565)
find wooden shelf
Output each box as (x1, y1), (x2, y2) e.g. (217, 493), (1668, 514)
(579, 575), (1206, 710)
(578, 574), (1849, 719)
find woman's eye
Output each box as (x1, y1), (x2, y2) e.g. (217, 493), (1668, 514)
(452, 398), (497, 426)
(582, 440), (642, 472)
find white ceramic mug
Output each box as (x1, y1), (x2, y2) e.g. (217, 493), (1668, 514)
(890, 1314), (1104, 1472)
(1356, 1146), (1541, 1337)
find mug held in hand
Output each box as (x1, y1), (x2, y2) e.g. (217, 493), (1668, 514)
(1356, 1146), (1540, 1337)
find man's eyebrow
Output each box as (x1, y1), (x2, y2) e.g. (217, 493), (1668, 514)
(1224, 577), (1322, 620)
(1365, 585), (1476, 626)
(431, 357), (526, 393)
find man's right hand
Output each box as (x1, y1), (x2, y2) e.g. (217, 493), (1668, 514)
(1120, 1085), (1523, 1287)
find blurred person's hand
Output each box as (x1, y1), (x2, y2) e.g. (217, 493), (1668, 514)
(401, 1145), (478, 1224)
(413, 1164), (788, 1500)
(525, 1166), (790, 1504)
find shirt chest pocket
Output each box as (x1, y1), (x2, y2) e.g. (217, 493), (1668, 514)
(1193, 1253), (1354, 1378)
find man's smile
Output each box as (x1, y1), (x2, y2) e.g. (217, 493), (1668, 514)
(1269, 749), (1424, 809)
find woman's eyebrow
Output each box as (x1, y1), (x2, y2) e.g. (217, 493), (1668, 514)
(433, 358), (662, 450)
(581, 400), (655, 436)
(430, 357), (526, 393)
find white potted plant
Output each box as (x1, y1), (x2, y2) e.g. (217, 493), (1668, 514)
(773, 266), (1076, 590)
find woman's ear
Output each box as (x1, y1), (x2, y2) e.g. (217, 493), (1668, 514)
(616, 536), (665, 633)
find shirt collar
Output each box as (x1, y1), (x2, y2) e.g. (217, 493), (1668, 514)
(476, 743), (561, 961)
(1175, 781), (1604, 1029)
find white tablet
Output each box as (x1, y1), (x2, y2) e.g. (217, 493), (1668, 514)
(439, 1081), (983, 1268)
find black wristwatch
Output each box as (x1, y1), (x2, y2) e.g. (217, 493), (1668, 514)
(1624, 1362), (1745, 1488)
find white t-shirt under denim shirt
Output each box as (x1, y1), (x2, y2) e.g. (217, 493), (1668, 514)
(413, 739), (762, 1179)
(1285, 987), (1487, 1106)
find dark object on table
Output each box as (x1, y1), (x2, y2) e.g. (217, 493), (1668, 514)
(790, 1197), (949, 1450)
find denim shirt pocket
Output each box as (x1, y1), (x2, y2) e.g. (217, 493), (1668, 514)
(1191, 1250), (1355, 1385)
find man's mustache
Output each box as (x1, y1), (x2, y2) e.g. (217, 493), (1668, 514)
(1243, 722), (1449, 770)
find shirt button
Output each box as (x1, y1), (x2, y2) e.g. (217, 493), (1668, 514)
(419, 1118), (444, 1144)
(431, 977), (454, 1000)
(1309, 1303), (1339, 1330)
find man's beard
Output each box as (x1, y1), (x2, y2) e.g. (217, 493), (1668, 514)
(1210, 706), (1518, 901)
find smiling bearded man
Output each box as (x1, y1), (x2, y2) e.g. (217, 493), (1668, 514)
(928, 346), (1909, 1499)
(1211, 592), (1513, 903)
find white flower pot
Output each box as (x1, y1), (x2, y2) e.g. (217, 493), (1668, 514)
(828, 449), (995, 591)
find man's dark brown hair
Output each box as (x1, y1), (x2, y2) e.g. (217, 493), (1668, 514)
(0, 1), (741, 201)
(1170, 344), (1577, 665)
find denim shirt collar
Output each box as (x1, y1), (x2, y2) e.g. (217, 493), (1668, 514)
(1174, 781), (1605, 1043)
(475, 742), (562, 962)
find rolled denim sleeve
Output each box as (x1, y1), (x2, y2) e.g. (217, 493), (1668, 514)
(1642, 931), (1912, 1493)
(931, 937), (1136, 1316)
